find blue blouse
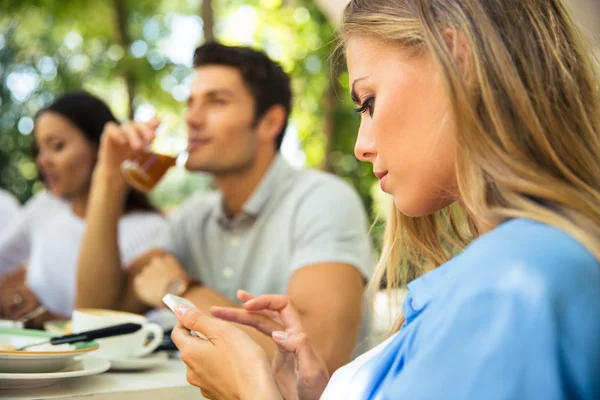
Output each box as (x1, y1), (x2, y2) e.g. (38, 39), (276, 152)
(361, 218), (600, 400)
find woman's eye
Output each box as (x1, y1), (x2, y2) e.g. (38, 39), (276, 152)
(51, 142), (65, 151)
(354, 97), (374, 117)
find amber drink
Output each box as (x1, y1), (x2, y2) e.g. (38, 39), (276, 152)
(121, 151), (177, 193)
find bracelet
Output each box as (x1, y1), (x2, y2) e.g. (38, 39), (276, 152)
(18, 305), (47, 323)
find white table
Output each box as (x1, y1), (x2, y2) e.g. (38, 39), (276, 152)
(0, 358), (207, 400)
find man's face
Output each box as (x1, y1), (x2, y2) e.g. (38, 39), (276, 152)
(184, 65), (259, 175)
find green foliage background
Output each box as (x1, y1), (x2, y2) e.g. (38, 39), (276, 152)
(0, 0), (382, 241)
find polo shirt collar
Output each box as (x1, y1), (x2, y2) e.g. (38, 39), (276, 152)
(215, 154), (296, 226)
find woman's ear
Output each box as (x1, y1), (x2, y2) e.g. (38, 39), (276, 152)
(441, 28), (473, 81)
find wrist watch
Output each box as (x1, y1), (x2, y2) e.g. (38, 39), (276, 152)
(165, 276), (190, 297)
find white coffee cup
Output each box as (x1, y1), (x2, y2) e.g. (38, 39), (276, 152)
(72, 309), (164, 360)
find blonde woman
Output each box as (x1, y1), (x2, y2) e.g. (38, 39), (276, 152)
(170, 0), (600, 399)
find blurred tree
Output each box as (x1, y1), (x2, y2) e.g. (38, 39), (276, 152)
(201, 0), (215, 42)
(112, 0), (136, 119)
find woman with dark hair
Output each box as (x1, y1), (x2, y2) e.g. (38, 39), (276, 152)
(0, 91), (166, 327)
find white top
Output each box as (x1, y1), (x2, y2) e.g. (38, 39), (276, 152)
(0, 191), (167, 317)
(321, 333), (398, 400)
(0, 189), (20, 231)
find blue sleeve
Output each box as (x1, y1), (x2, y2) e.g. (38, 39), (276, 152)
(382, 285), (600, 400)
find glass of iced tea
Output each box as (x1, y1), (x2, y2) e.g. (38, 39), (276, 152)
(120, 122), (187, 193)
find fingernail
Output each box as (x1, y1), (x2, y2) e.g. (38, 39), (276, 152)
(175, 305), (190, 316)
(272, 331), (288, 341)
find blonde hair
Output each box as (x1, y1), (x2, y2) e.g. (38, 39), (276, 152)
(340, 0), (600, 332)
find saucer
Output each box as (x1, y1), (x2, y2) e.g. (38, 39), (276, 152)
(0, 328), (98, 373)
(108, 351), (169, 371)
(0, 356), (110, 389)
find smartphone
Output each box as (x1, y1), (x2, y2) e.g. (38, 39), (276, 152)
(162, 294), (209, 340)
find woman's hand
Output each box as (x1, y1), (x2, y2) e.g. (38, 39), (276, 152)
(0, 268), (26, 290)
(211, 291), (330, 400)
(171, 305), (282, 400)
(0, 285), (42, 321)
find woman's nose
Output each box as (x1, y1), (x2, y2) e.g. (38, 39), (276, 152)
(354, 127), (377, 162)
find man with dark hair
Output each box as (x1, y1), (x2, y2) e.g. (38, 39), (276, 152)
(76, 42), (373, 373)
(193, 42), (292, 150)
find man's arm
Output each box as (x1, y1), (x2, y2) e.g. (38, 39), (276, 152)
(286, 263), (365, 374)
(76, 166), (166, 314)
(76, 163), (127, 310)
(76, 119), (159, 312)
(75, 164), (153, 312)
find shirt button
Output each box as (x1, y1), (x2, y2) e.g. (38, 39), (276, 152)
(410, 299), (419, 311)
(223, 267), (234, 279)
(230, 236), (240, 246)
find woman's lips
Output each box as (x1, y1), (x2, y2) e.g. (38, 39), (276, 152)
(44, 174), (57, 187)
(374, 171), (389, 192)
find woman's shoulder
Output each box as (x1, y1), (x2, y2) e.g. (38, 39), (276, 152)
(455, 218), (599, 302)
(467, 218), (597, 266)
(23, 190), (64, 207)
(0, 189), (19, 208)
(21, 190), (68, 219)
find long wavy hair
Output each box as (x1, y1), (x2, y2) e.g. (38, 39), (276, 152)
(339, 0), (600, 332)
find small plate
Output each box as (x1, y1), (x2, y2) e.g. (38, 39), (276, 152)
(0, 328), (98, 373)
(0, 356), (110, 389)
(108, 351), (169, 371)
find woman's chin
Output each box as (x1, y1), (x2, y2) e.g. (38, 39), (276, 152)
(394, 197), (455, 218)
(392, 198), (422, 218)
